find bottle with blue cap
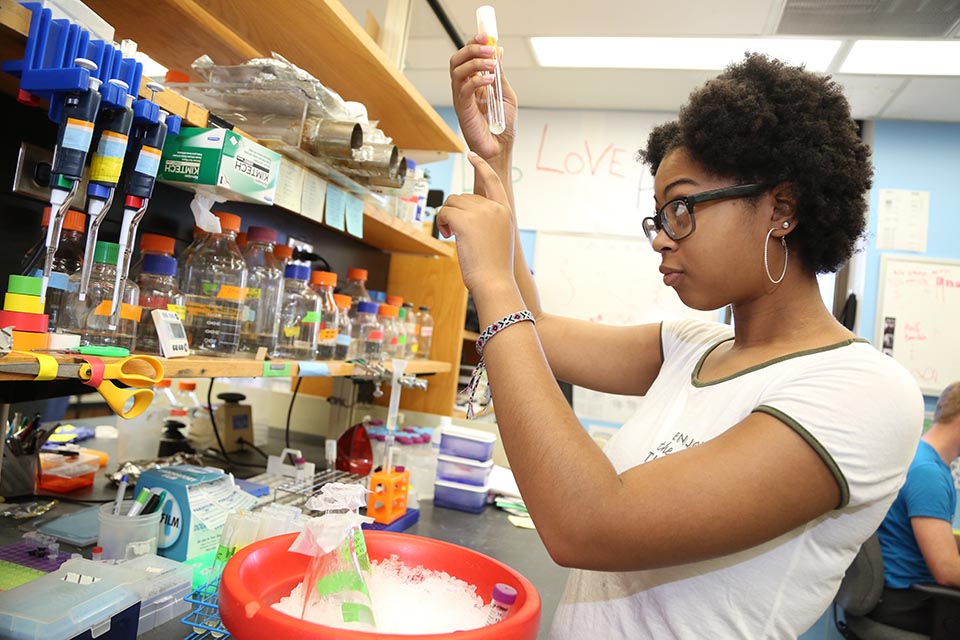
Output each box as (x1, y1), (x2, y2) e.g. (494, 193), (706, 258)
(273, 263), (321, 360)
(136, 254), (185, 354)
(349, 300), (384, 361)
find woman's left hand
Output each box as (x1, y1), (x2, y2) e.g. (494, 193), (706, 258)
(437, 152), (516, 295)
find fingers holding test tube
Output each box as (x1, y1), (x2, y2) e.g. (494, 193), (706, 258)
(436, 152), (515, 294)
(449, 11), (517, 161)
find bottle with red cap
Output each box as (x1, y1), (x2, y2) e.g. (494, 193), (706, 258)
(340, 267), (371, 317)
(181, 212), (248, 356)
(136, 254), (185, 354)
(22, 207), (87, 332)
(239, 226), (283, 356)
(310, 271), (340, 360)
(129, 232), (176, 283)
(274, 264), (321, 360)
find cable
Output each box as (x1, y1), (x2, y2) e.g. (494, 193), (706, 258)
(426, 0), (465, 50)
(207, 377), (233, 466)
(237, 437), (269, 459)
(285, 377), (302, 449)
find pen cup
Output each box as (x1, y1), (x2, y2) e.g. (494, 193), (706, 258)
(98, 499), (162, 560)
(0, 449), (38, 498)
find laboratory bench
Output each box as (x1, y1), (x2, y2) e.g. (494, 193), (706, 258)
(0, 421), (567, 640)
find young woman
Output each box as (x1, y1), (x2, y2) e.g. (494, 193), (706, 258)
(438, 41), (925, 638)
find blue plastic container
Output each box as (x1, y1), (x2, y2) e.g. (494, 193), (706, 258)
(433, 478), (489, 513)
(438, 425), (496, 462)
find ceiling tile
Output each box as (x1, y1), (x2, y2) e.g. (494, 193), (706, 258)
(438, 0), (781, 37)
(832, 75), (909, 120)
(880, 77), (960, 122)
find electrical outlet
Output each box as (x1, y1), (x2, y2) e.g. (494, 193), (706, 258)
(287, 237), (314, 254)
(13, 143), (53, 201)
(13, 142), (91, 203)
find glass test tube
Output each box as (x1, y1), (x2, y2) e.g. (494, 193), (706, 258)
(476, 6), (506, 135)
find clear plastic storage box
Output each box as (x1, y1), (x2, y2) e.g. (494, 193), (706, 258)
(433, 478), (489, 514)
(438, 425), (496, 462)
(435, 453), (494, 486)
(123, 554), (193, 634)
(0, 558), (141, 640)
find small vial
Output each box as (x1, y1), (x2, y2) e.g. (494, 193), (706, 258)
(91, 546), (103, 561)
(485, 582), (518, 625)
(476, 6), (506, 135)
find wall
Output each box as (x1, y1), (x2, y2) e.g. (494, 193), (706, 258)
(859, 120), (960, 412)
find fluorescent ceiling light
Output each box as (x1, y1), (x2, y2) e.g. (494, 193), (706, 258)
(530, 37), (842, 72)
(840, 40), (960, 76)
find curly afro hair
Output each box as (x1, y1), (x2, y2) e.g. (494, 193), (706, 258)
(639, 53), (872, 274)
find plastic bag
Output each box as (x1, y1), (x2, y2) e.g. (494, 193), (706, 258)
(288, 483), (376, 629)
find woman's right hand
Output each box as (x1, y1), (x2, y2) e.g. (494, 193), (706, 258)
(449, 33), (518, 162)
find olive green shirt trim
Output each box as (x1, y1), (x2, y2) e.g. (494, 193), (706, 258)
(691, 337), (869, 388)
(753, 405), (850, 509)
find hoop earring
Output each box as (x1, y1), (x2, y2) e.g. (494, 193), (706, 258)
(764, 227), (788, 284)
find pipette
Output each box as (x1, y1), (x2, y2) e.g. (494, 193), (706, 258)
(384, 358), (408, 473)
(78, 79), (136, 301)
(42, 57), (102, 302)
(109, 83), (180, 328)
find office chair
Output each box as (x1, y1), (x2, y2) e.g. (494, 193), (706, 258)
(834, 533), (960, 640)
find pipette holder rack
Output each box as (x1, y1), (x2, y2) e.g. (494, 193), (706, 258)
(2, 3), (141, 117)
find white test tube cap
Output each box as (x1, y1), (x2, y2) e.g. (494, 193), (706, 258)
(476, 5), (499, 40)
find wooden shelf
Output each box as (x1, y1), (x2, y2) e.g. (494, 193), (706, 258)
(0, 355), (451, 382)
(82, 0), (463, 154)
(0, 2), (455, 258)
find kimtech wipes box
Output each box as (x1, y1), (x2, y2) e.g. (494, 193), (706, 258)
(158, 127), (281, 204)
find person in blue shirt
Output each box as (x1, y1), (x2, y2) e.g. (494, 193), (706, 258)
(873, 382), (960, 633)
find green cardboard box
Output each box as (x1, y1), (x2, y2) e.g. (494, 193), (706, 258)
(158, 127), (281, 204)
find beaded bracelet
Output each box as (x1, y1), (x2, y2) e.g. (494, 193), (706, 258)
(464, 310), (535, 419)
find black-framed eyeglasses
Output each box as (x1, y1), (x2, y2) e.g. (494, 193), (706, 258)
(642, 183), (769, 246)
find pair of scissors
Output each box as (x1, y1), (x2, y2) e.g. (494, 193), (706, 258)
(64, 355), (164, 418)
(0, 353), (164, 419)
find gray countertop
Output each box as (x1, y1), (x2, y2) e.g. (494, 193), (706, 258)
(1, 423), (567, 639)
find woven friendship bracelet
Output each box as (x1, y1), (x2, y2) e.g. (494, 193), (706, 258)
(465, 310), (536, 419)
(475, 309), (535, 357)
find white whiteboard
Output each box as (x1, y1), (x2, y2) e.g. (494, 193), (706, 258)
(451, 108), (673, 235)
(533, 231), (717, 424)
(875, 255), (960, 395)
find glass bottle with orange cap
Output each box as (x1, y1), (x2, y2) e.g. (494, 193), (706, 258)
(181, 211), (248, 356)
(177, 226), (208, 291)
(340, 267), (371, 317)
(22, 207), (87, 332)
(239, 226), (283, 357)
(129, 232), (176, 283)
(333, 293), (353, 359)
(310, 270), (340, 360)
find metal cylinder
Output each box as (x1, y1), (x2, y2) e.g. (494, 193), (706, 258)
(301, 119), (363, 159)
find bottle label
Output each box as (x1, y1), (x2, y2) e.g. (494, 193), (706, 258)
(336, 333), (352, 346)
(94, 301), (143, 322)
(217, 285), (248, 301)
(283, 326), (300, 338)
(367, 330), (383, 341)
(319, 328), (338, 342)
(420, 326), (433, 337)
(246, 287), (261, 300)
(303, 311), (321, 324)
(166, 304), (187, 320)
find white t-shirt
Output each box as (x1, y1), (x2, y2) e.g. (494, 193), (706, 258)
(550, 319), (924, 640)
